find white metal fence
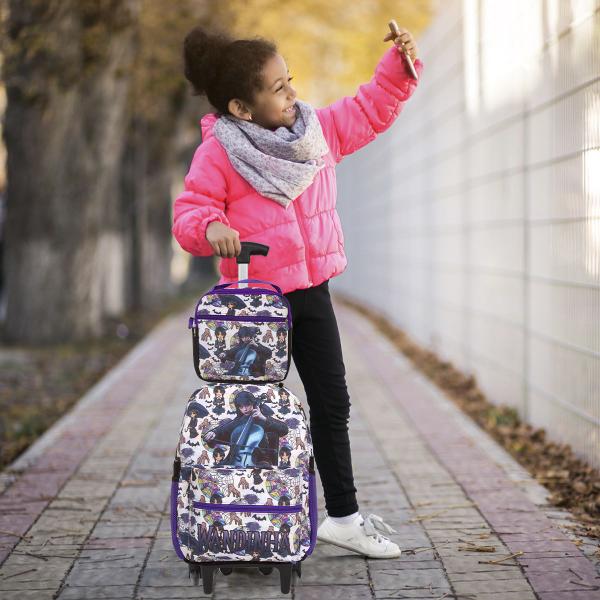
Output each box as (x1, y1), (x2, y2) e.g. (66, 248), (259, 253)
(333, 0), (600, 469)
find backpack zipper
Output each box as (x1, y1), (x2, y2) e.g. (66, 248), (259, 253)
(192, 501), (302, 513)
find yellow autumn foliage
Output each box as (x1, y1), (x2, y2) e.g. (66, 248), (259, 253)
(214, 0), (432, 105)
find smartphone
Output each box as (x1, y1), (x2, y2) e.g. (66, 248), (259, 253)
(388, 20), (418, 80)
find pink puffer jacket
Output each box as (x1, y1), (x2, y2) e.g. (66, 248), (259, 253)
(172, 45), (423, 294)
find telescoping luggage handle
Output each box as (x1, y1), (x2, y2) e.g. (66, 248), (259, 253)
(238, 241), (268, 285)
(191, 241), (282, 379)
(210, 241), (281, 294)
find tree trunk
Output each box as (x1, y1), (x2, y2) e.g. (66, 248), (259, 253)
(3, 0), (140, 343)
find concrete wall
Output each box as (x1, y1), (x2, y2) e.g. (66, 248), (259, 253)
(333, 0), (600, 468)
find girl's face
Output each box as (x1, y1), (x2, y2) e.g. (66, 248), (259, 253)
(230, 53), (297, 130)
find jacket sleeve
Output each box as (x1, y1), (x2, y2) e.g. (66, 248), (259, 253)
(171, 142), (231, 257)
(317, 46), (424, 164)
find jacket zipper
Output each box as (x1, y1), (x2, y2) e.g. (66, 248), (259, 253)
(292, 200), (313, 286)
(192, 501), (302, 513)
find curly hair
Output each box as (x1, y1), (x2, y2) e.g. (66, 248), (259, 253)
(183, 25), (278, 116)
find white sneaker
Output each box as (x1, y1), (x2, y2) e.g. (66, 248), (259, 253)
(316, 513), (402, 559)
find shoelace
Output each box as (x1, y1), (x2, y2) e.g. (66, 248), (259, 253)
(361, 513), (397, 543)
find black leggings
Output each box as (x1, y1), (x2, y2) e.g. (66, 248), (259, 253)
(283, 279), (358, 517)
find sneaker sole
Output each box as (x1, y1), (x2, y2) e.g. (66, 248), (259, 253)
(316, 533), (402, 559)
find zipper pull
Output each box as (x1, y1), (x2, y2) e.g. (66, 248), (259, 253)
(308, 455), (315, 474)
(188, 316), (196, 330)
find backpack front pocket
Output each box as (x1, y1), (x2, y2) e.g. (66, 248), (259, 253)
(185, 465), (311, 562)
(188, 501), (305, 562)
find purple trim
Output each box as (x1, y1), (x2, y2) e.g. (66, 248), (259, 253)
(195, 314), (288, 324)
(192, 501), (302, 513)
(212, 279), (283, 295)
(280, 293), (294, 322)
(192, 312), (291, 332)
(170, 480), (186, 560)
(305, 471), (318, 557)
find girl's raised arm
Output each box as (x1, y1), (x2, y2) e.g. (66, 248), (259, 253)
(172, 142), (230, 257)
(316, 44), (423, 164)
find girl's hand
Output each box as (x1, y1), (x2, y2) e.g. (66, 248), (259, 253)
(383, 25), (418, 62)
(206, 220), (242, 258)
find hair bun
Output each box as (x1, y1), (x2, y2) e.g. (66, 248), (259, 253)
(183, 26), (232, 96)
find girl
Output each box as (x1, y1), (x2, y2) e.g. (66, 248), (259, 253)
(173, 24), (423, 559)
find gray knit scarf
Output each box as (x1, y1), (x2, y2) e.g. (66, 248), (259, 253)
(212, 99), (329, 208)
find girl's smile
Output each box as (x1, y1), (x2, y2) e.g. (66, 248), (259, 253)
(228, 53), (297, 130)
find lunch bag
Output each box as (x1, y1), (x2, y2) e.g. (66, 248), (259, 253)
(189, 278), (292, 384)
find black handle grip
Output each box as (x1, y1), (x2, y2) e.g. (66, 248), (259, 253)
(237, 241), (269, 265)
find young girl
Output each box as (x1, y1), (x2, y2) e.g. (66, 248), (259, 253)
(173, 24), (423, 559)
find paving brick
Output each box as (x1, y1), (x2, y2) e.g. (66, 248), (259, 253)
(538, 592), (600, 600)
(370, 566), (450, 589)
(453, 578), (538, 594)
(59, 585), (136, 599)
(295, 585), (373, 600)
(524, 569), (600, 592)
(0, 591), (57, 600)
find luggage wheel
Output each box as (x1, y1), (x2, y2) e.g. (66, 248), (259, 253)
(189, 561), (299, 594)
(188, 564), (201, 586)
(276, 563), (294, 594)
(200, 565), (217, 594)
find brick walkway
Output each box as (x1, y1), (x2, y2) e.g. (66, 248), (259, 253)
(0, 296), (598, 599)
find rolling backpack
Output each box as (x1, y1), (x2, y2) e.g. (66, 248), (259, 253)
(170, 242), (318, 594)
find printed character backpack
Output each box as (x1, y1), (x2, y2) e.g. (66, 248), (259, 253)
(170, 383), (318, 564)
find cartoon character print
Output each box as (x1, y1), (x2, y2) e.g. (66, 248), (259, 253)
(202, 390), (288, 467)
(194, 291), (290, 382)
(212, 385), (226, 415)
(275, 327), (288, 359)
(212, 446), (226, 466)
(278, 388), (291, 414)
(278, 444), (293, 468)
(214, 327), (227, 357)
(175, 383), (314, 562)
(185, 402), (209, 447)
(263, 294), (288, 315)
(221, 326), (273, 378)
(214, 294), (247, 315)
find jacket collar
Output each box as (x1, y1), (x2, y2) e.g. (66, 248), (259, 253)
(200, 112), (219, 141)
